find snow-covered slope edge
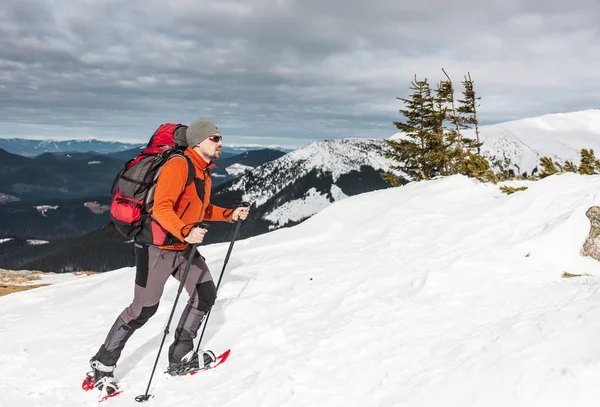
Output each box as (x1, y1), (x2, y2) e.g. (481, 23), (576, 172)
(4, 174), (600, 406)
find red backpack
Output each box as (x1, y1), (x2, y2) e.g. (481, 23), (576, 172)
(109, 123), (195, 245)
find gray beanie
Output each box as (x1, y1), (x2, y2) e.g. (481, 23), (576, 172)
(185, 119), (219, 147)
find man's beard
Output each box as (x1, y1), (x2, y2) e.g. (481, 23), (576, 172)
(209, 149), (221, 159)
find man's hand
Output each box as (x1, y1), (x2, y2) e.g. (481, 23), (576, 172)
(184, 227), (207, 244)
(232, 206), (250, 221)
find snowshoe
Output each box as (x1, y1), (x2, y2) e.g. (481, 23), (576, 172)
(166, 350), (218, 376)
(82, 359), (122, 401)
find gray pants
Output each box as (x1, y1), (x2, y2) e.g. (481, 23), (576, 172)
(93, 244), (216, 366)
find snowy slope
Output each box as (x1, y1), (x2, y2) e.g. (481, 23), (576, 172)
(391, 109), (600, 176)
(4, 174), (600, 406)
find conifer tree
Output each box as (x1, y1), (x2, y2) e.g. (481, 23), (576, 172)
(578, 148), (600, 175)
(384, 70), (491, 185)
(563, 161), (578, 173)
(383, 75), (439, 182)
(457, 72), (482, 154)
(538, 156), (559, 178)
(433, 74), (459, 175)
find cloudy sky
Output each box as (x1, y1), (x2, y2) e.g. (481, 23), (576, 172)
(1, 0), (599, 148)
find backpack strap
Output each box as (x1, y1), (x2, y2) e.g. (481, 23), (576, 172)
(182, 154), (195, 186)
(168, 152), (196, 186)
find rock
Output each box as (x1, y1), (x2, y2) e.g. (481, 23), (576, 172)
(581, 206), (600, 261)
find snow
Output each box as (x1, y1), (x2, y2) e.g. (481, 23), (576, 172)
(264, 187), (332, 228)
(390, 109), (600, 176)
(264, 185), (349, 228)
(5, 173), (600, 406)
(225, 163), (253, 176)
(0, 238), (13, 244)
(27, 239), (49, 245)
(87, 161), (101, 165)
(35, 205), (59, 216)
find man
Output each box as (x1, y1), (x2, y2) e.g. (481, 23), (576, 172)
(89, 119), (249, 395)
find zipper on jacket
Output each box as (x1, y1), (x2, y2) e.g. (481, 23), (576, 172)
(180, 201), (191, 218)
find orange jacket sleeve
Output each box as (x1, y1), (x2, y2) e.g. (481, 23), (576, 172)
(204, 203), (234, 222)
(152, 157), (189, 242)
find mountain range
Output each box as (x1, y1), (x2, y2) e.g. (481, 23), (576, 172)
(0, 138), (143, 157)
(0, 147), (288, 203)
(0, 137), (293, 158)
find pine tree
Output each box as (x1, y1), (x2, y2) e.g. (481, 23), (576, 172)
(538, 156), (559, 178)
(457, 72), (482, 154)
(578, 148), (600, 175)
(563, 161), (578, 173)
(434, 72), (460, 175)
(383, 75), (440, 182)
(384, 70), (491, 185)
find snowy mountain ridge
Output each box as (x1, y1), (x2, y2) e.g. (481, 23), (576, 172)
(229, 138), (395, 207)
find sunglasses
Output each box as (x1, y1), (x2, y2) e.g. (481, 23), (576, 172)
(208, 134), (222, 143)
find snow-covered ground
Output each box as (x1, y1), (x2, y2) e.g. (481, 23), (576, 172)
(3, 174), (600, 406)
(35, 205), (59, 216)
(226, 163), (253, 176)
(264, 185), (348, 228)
(26, 239), (49, 245)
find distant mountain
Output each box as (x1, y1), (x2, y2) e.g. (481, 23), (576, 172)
(0, 138), (144, 157)
(0, 196), (112, 240)
(223, 145), (295, 154)
(103, 146), (145, 161)
(0, 149), (122, 201)
(211, 148), (288, 186)
(390, 109), (600, 177)
(0, 137), (293, 158)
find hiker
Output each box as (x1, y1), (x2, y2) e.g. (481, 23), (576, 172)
(88, 119), (249, 395)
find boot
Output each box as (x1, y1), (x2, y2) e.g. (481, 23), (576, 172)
(166, 350), (217, 376)
(88, 358), (119, 397)
(166, 350), (199, 376)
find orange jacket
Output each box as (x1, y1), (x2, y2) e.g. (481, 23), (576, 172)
(151, 147), (233, 250)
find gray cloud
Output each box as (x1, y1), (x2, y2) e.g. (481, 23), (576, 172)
(1, 0), (599, 147)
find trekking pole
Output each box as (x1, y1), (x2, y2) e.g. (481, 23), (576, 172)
(135, 223), (208, 403)
(195, 202), (250, 356)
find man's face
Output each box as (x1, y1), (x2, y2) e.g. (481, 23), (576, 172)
(195, 132), (223, 160)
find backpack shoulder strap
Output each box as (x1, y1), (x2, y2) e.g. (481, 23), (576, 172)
(167, 152), (195, 186)
(182, 154), (195, 186)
